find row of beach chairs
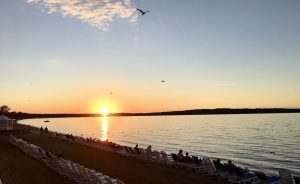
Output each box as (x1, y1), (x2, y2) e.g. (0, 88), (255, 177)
(58, 134), (262, 184)
(9, 135), (125, 184)
(51, 133), (201, 169)
(207, 158), (297, 184)
(49, 132), (298, 184)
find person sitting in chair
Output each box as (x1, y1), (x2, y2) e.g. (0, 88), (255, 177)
(185, 152), (194, 163)
(177, 149), (184, 162)
(146, 145), (152, 158)
(134, 144), (140, 154)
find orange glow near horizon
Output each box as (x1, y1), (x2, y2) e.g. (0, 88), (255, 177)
(90, 98), (119, 114)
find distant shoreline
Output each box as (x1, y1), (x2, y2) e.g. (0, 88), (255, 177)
(5, 108), (300, 120)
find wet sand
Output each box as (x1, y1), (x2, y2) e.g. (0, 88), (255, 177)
(0, 124), (228, 184)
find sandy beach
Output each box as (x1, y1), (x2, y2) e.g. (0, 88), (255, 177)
(0, 124), (228, 184)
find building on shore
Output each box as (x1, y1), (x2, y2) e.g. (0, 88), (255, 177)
(0, 115), (16, 131)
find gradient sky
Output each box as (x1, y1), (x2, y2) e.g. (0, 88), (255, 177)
(1, 0), (300, 113)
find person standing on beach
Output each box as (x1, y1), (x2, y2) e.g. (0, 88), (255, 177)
(40, 127), (44, 136)
(45, 127), (48, 134)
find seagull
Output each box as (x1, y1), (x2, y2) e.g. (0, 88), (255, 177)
(136, 8), (150, 16)
(161, 80), (165, 83)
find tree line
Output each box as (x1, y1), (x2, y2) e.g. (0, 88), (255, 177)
(1, 105), (300, 120)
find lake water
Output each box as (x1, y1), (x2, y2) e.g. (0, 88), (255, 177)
(19, 113), (300, 176)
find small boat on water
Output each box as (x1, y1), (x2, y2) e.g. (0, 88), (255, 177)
(44, 120), (50, 122)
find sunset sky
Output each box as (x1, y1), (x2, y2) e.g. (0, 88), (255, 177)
(1, 0), (300, 113)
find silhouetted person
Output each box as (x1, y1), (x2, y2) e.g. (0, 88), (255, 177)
(45, 127), (48, 134)
(177, 149), (184, 161)
(146, 145), (152, 157)
(40, 127), (44, 136)
(214, 158), (221, 170)
(185, 152), (193, 163)
(227, 160), (236, 172)
(134, 144), (140, 154)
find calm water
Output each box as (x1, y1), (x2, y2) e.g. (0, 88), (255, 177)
(19, 113), (300, 176)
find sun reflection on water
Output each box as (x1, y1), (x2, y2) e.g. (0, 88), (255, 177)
(100, 117), (108, 141)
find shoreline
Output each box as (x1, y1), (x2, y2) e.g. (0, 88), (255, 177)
(0, 123), (228, 184)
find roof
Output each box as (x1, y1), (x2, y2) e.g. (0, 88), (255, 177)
(0, 115), (11, 121)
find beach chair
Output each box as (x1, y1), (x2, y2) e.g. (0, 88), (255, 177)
(88, 170), (108, 184)
(152, 150), (167, 165)
(69, 163), (90, 184)
(139, 148), (146, 156)
(160, 151), (170, 161)
(152, 150), (161, 161)
(9, 137), (125, 184)
(192, 156), (200, 165)
(81, 167), (95, 183)
(171, 153), (179, 162)
(170, 153), (196, 169)
(76, 165), (89, 182)
(160, 151), (174, 167)
(90, 172), (109, 184)
(202, 158), (219, 176)
(279, 169), (295, 184)
(229, 171), (259, 184)
(128, 147), (137, 155)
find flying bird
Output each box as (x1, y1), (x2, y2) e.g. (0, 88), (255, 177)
(136, 8), (150, 16)
(161, 80), (165, 83)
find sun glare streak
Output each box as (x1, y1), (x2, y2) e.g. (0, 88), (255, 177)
(100, 117), (108, 141)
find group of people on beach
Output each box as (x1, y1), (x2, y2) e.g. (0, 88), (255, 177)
(134, 144), (153, 157)
(40, 127), (48, 135)
(177, 149), (194, 163)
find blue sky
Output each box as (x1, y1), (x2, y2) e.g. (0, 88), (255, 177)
(1, 0), (300, 113)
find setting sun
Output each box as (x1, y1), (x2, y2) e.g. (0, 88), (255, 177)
(100, 107), (109, 116)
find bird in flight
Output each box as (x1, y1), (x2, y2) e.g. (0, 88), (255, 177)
(136, 8), (150, 16)
(161, 80), (165, 83)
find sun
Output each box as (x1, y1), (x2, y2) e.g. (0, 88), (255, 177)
(99, 107), (110, 116)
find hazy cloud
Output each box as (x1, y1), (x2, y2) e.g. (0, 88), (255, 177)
(44, 58), (65, 66)
(26, 0), (138, 31)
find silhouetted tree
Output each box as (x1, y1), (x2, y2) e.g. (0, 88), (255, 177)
(0, 105), (10, 114)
